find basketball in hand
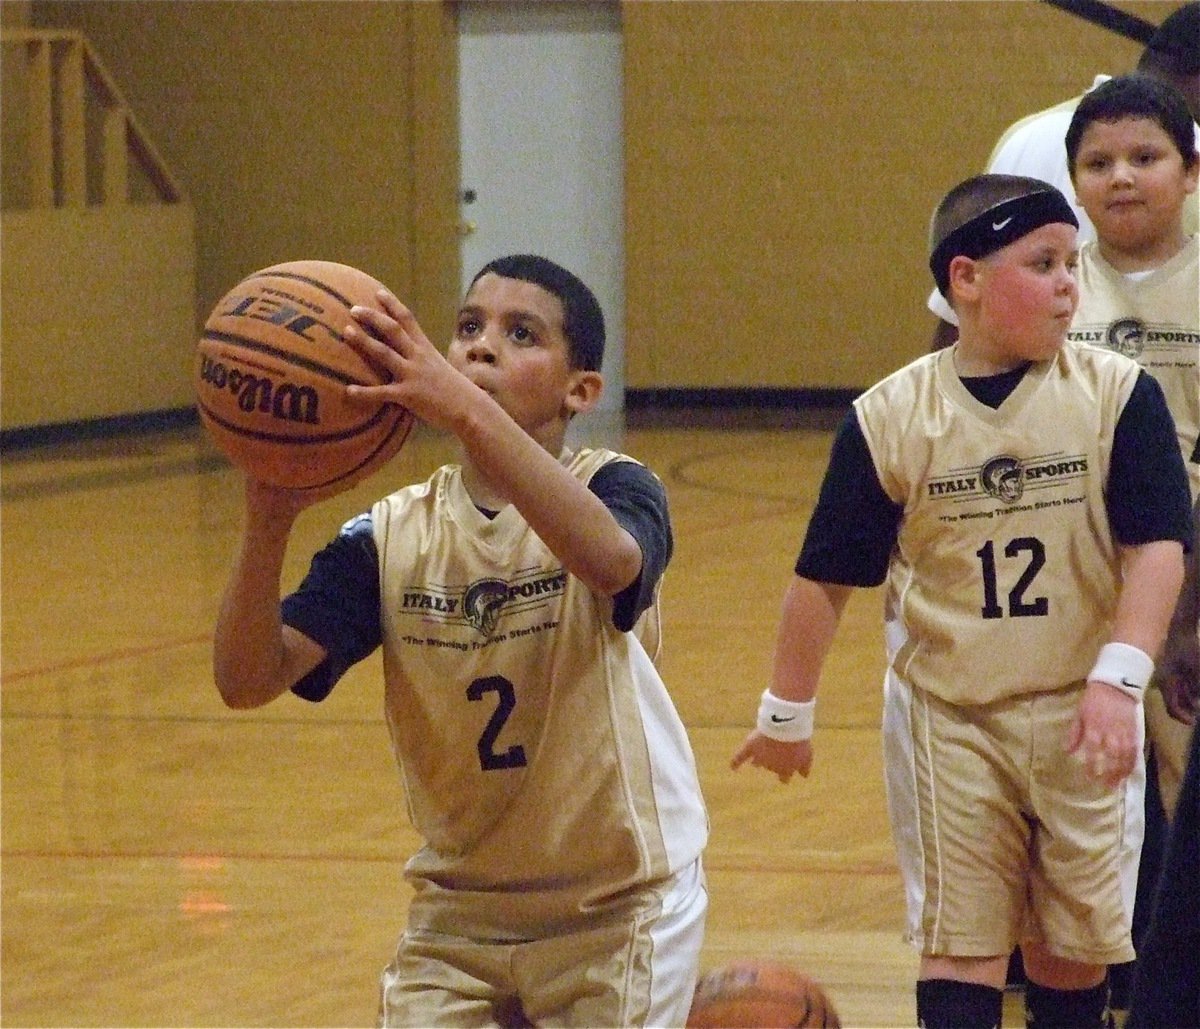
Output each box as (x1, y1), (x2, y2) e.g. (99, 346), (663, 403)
(195, 260), (413, 491)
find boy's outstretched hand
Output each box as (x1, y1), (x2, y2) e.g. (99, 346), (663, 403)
(731, 732), (813, 784)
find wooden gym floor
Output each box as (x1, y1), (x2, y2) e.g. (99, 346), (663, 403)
(1, 415), (1032, 1028)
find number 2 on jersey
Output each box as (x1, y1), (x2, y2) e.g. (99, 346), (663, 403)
(976, 537), (1049, 619)
(467, 675), (528, 771)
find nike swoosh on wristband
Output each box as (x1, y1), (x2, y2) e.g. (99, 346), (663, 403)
(1120, 678), (1144, 690)
(992, 217), (1013, 231)
(770, 714), (796, 723)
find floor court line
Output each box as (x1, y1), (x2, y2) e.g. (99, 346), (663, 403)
(0, 634), (213, 684)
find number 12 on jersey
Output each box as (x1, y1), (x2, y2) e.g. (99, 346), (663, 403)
(976, 537), (1049, 619)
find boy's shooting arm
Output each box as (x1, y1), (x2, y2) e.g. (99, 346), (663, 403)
(455, 406), (644, 598)
(213, 482), (327, 709)
(343, 295), (642, 599)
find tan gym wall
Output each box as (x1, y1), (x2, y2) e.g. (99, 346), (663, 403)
(5, 0), (1181, 425)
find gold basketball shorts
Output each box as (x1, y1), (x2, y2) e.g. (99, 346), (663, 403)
(882, 674), (1144, 965)
(377, 858), (708, 1028)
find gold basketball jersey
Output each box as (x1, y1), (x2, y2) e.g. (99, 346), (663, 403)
(372, 448), (707, 938)
(1069, 236), (1199, 498)
(855, 346), (1139, 706)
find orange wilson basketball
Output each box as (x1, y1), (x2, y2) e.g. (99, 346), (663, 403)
(687, 960), (841, 1028)
(195, 260), (413, 491)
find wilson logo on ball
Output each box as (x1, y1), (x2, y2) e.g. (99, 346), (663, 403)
(198, 355), (320, 424)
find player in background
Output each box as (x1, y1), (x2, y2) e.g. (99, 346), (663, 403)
(734, 175), (1191, 1029)
(927, 1), (1199, 352)
(213, 254), (708, 1028)
(1065, 71), (1199, 817)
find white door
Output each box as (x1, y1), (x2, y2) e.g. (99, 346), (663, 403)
(458, 1), (624, 439)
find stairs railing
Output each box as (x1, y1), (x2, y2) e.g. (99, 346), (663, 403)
(2, 27), (186, 209)
(1, 28), (196, 436)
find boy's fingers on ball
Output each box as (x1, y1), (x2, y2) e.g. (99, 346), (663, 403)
(349, 305), (394, 337)
(377, 289), (416, 322)
(344, 320), (403, 372)
(346, 382), (393, 404)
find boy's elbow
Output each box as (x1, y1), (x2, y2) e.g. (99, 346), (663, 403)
(213, 668), (282, 710)
(591, 537), (647, 598)
(217, 685), (262, 710)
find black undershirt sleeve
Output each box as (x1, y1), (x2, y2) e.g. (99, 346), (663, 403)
(795, 410), (902, 587)
(283, 513), (381, 702)
(586, 459), (674, 632)
(1106, 370), (1193, 548)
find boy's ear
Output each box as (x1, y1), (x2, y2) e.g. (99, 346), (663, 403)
(948, 255), (982, 304)
(564, 369), (603, 417)
(1184, 158), (1199, 196)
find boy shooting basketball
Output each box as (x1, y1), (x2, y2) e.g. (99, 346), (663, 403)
(732, 176), (1192, 1029)
(214, 255), (708, 1028)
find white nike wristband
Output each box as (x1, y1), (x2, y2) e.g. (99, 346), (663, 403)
(1088, 642), (1154, 701)
(757, 689), (815, 742)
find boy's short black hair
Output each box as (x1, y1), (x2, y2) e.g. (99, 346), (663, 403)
(1066, 74), (1200, 176)
(469, 254), (605, 372)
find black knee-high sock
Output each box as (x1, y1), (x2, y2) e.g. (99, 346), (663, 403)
(916, 979), (1003, 1029)
(1025, 980), (1113, 1029)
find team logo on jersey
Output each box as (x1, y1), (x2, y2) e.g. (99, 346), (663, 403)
(927, 452), (1090, 507)
(463, 578), (511, 637)
(1106, 317), (1145, 358)
(402, 569), (569, 638)
(980, 456), (1025, 504)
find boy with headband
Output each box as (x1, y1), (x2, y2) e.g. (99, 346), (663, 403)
(733, 175), (1192, 1029)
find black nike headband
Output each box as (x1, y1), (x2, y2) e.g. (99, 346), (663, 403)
(929, 187), (1079, 298)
